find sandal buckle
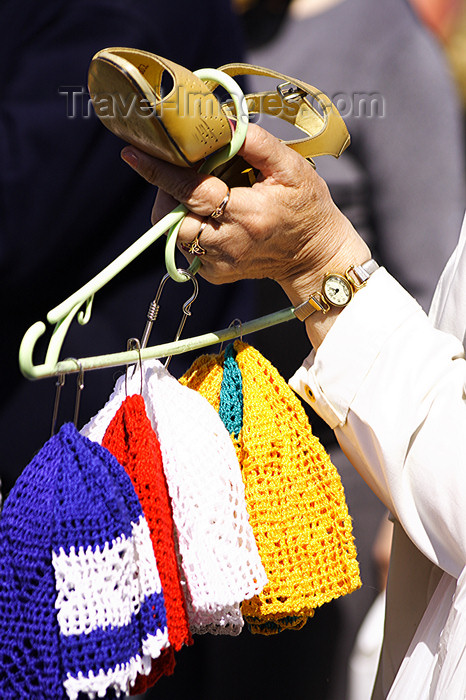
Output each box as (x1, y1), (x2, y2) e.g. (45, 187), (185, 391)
(277, 81), (306, 102)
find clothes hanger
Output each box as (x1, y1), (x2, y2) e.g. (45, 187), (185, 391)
(19, 50), (351, 381)
(18, 67), (300, 380)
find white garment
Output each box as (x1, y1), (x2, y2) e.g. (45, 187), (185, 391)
(289, 216), (466, 698)
(348, 592), (386, 700)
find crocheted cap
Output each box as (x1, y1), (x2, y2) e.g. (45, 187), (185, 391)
(51, 423), (168, 699)
(143, 360), (267, 636)
(102, 394), (192, 693)
(83, 360), (267, 636)
(80, 372), (127, 445)
(180, 341), (361, 634)
(0, 430), (66, 699)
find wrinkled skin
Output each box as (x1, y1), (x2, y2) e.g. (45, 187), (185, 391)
(121, 123), (370, 347)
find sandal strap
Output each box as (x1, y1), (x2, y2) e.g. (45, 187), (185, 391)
(216, 62), (350, 159)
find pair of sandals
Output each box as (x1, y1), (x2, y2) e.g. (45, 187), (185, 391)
(88, 47), (350, 186)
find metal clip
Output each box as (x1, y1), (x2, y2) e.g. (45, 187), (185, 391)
(73, 360), (85, 427)
(51, 358), (85, 432)
(219, 318), (243, 353)
(125, 338), (143, 395)
(50, 373), (66, 437)
(277, 81), (306, 103)
(140, 269), (199, 369)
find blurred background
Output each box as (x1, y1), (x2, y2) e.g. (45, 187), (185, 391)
(1, 1), (465, 698)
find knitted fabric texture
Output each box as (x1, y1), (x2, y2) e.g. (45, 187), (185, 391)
(52, 423), (169, 698)
(219, 343), (243, 438)
(132, 647), (175, 694)
(0, 430), (66, 699)
(82, 362), (267, 636)
(180, 341), (361, 634)
(102, 394), (192, 693)
(0, 423), (169, 699)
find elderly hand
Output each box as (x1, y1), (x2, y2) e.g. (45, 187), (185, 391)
(121, 124), (370, 343)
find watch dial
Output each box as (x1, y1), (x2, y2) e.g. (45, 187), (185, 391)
(323, 275), (352, 306)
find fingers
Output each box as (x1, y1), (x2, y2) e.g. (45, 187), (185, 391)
(175, 213), (222, 259)
(152, 186), (233, 227)
(119, 124), (326, 288)
(176, 213), (207, 249)
(121, 146), (230, 217)
(173, 212), (247, 286)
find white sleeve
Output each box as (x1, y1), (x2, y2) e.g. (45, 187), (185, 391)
(289, 267), (466, 579)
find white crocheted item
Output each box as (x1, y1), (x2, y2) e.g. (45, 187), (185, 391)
(82, 361), (267, 636)
(81, 374), (126, 445)
(53, 514), (169, 700)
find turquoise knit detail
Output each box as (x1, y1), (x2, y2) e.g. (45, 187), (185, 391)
(219, 343), (243, 438)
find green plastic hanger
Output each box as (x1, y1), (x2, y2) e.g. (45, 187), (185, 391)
(18, 67), (298, 380)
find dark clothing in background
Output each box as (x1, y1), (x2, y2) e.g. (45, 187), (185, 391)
(0, 0), (255, 497)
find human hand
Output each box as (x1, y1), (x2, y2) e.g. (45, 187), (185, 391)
(121, 123), (369, 315)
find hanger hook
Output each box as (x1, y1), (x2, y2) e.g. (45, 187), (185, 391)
(74, 361), (85, 427)
(231, 318), (243, 342)
(139, 268), (199, 368)
(165, 270), (199, 369)
(125, 338), (143, 396)
(63, 358), (85, 428)
(219, 318), (243, 353)
(50, 372), (66, 437)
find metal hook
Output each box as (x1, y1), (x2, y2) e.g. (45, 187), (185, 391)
(166, 271), (199, 369)
(63, 358), (85, 427)
(219, 318), (243, 353)
(50, 358), (85, 433)
(50, 372), (66, 437)
(74, 361), (85, 427)
(125, 337), (143, 396)
(140, 269), (199, 369)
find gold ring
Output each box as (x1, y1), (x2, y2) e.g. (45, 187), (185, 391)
(181, 220), (207, 256)
(210, 188), (230, 219)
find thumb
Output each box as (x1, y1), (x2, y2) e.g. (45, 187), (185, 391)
(238, 123), (309, 184)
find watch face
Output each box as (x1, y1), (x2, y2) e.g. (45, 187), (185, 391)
(323, 274), (353, 307)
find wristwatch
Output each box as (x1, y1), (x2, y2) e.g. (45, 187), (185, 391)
(293, 258), (379, 322)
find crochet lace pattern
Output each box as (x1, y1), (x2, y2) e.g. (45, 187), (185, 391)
(219, 343), (243, 438)
(82, 361), (267, 636)
(180, 341), (361, 634)
(53, 425), (169, 698)
(0, 429), (65, 699)
(102, 394), (192, 693)
(0, 423), (169, 699)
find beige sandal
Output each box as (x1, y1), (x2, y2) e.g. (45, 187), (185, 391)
(88, 47), (350, 183)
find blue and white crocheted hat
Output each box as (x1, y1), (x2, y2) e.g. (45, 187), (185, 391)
(0, 428), (64, 699)
(0, 422), (168, 700)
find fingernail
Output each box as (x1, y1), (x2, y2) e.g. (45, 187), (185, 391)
(121, 148), (138, 167)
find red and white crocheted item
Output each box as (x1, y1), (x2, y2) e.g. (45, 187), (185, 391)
(81, 360), (266, 635)
(102, 394), (192, 693)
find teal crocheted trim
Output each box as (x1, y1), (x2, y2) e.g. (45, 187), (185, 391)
(219, 343), (243, 439)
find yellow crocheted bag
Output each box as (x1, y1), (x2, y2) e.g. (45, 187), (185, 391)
(180, 341), (361, 634)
